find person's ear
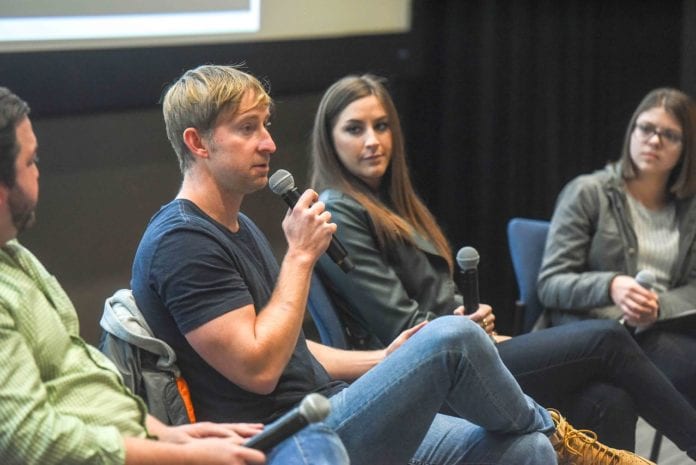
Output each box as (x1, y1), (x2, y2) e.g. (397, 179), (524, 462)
(182, 127), (210, 160)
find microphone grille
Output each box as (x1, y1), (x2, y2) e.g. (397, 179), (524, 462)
(635, 269), (656, 290)
(456, 246), (480, 270)
(298, 393), (331, 423)
(269, 169), (295, 195)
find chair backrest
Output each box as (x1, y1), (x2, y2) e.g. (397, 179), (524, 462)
(507, 218), (550, 334)
(307, 273), (350, 349)
(99, 289), (196, 425)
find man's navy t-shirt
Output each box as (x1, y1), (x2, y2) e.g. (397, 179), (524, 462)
(131, 199), (345, 423)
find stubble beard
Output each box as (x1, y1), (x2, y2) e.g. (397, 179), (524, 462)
(8, 187), (36, 234)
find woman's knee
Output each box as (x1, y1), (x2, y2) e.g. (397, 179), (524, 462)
(584, 318), (629, 338)
(580, 319), (635, 350)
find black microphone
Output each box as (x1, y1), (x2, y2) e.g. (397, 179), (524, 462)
(269, 169), (354, 273)
(244, 393), (331, 451)
(456, 246), (480, 315)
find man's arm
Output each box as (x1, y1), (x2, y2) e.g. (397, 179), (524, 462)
(186, 190), (335, 394)
(124, 436), (264, 465)
(307, 321), (428, 381)
(145, 415), (263, 444)
(0, 308), (130, 465)
(0, 306), (267, 465)
(306, 341), (384, 381)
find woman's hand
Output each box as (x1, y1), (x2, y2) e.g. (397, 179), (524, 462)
(384, 321), (428, 357)
(610, 275), (659, 327)
(454, 304), (496, 335)
(454, 304), (512, 343)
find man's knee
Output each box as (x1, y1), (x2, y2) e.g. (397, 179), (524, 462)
(268, 424), (349, 465)
(501, 432), (556, 465)
(424, 315), (491, 350)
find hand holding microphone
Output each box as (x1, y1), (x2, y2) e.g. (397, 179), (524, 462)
(635, 269), (656, 290)
(269, 170), (354, 273)
(456, 246), (496, 341)
(244, 393), (331, 451)
(615, 270), (659, 327)
(456, 247), (480, 316)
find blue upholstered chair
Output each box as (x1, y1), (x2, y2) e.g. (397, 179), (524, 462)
(507, 218), (551, 335)
(307, 273), (349, 349)
(506, 217), (662, 461)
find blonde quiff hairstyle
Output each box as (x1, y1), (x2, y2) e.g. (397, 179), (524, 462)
(310, 74), (453, 272)
(162, 64), (271, 173)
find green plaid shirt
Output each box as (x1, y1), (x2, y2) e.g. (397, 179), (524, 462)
(0, 240), (147, 465)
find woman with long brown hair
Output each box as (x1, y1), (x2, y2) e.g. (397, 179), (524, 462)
(309, 74), (696, 458)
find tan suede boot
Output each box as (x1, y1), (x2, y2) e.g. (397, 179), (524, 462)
(548, 409), (656, 464)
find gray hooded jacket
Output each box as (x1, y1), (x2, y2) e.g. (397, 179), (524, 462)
(538, 163), (696, 323)
(100, 289), (192, 425)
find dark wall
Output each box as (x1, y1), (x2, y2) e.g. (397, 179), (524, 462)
(401, 0), (691, 332)
(21, 96), (320, 344)
(3, 33), (420, 344)
(0, 34), (419, 118)
(3, 0), (695, 343)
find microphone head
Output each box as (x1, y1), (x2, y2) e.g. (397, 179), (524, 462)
(298, 393), (331, 423)
(635, 269), (656, 290)
(456, 246), (480, 271)
(269, 169), (295, 196)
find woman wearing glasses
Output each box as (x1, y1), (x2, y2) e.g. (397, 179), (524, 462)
(308, 76), (696, 459)
(538, 88), (696, 408)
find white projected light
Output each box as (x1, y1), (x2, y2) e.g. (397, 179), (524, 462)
(0, 0), (260, 51)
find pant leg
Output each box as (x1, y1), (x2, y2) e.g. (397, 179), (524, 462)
(636, 327), (696, 409)
(411, 414), (555, 465)
(500, 319), (696, 458)
(497, 321), (639, 449)
(560, 383), (637, 450)
(324, 316), (556, 465)
(267, 423), (349, 465)
(497, 320), (629, 400)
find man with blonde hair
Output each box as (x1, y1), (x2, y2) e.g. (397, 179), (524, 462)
(132, 64), (566, 465)
(0, 85), (346, 465)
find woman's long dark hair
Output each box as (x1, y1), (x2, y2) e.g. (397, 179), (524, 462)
(310, 75), (453, 272)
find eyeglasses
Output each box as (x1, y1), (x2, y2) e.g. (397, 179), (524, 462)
(634, 122), (683, 146)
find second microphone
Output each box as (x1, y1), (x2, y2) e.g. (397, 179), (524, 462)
(269, 169), (355, 273)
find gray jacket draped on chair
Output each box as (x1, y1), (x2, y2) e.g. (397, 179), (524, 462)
(100, 289), (191, 425)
